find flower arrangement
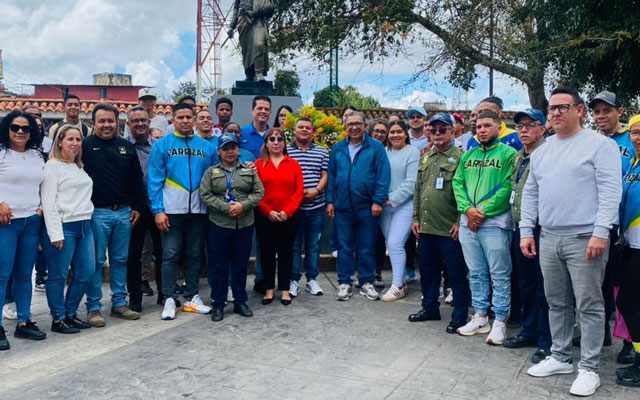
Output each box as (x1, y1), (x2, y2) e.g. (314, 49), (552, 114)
(281, 106), (346, 149)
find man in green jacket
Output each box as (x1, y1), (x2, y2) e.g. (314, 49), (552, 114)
(453, 111), (517, 345)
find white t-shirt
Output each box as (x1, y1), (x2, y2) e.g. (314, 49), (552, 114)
(0, 148), (44, 218)
(41, 159), (94, 242)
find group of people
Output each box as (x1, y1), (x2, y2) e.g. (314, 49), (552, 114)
(0, 85), (639, 396)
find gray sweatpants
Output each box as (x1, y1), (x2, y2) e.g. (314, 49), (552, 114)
(539, 232), (608, 372)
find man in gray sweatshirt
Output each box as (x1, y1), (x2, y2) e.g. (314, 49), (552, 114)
(520, 87), (622, 397)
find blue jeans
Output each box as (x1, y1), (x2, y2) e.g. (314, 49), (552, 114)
(380, 201), (413, 287)
(292, 208), (325, 282)
(513, 225), (551, 348)
(419, 233), (471, 322)
(35, 222), (49, 281)
(43, 220), (95, 321)
(0, 215), (42, 324)
(459, 225), (512, 321)
(161, 214), (207, 302)
(207, 223), (253, 307)
(86, 207), (132, 311)
(334, 209), (378, 286)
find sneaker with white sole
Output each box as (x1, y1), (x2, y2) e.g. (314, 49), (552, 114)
(2, 304), (17, 320)
(445, 289), (453, 305)
(359, 282), (380, 301)
(226, 287), (234, 303)
(570, 369), (600, 396)
(486, 319), (507, 345)
(457, 314), (491, 336)
(305, 280), (323, 296)
(183, 294), (212, 314)
(527, 356), (574, 377)
(289, 280), (301, 297)
(381, 285), (406, 302)
(336, 284), (353, 301)
(161, 298), (176, 320)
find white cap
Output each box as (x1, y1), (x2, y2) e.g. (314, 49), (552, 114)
(138, 87), (157, 100)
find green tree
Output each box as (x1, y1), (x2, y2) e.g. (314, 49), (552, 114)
(271, 1), (640, 111)
(172, 81), (197, 103)
(313, 86), (341, 107)
(312, 85), (380, 108)
(274, 69), (301, 96)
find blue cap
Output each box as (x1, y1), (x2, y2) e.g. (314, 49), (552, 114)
(428, 112), (454, 126)
(218, 134), (239, 148)
(406, 106), (427, 119)
(514, 108), (546, 125)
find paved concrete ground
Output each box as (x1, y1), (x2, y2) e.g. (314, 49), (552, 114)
(0, 272), (637, 400)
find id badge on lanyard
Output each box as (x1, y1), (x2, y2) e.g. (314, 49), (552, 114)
(435, 167), (445, 190)
(509, 189), (516, 205)
(223, 169), (238, 203)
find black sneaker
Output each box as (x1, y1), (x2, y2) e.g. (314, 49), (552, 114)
(14, 320), (47, 340)
(0, 327), (9, 350)
(129, 303), (142, 313)
(64, 315), (91, 330)
(174, 283), (184, 295)
(531, 347), (551, 364)
(618, 341), (636, 365)
(51, 320), (80, 334)
(141, 280), (154, 296)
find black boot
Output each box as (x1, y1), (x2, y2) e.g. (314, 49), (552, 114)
(616, 352), (640, 387)
(618, 340), (636, 364)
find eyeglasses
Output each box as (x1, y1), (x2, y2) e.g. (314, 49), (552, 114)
(430, 127), (451, 135)
(268, 136), (284, 143)
(630, 130), (640, 136)
(346, 122), (364, 128)
(130, 118), (149, 124)
(548, 104), (578, 114)
(9, 124), (31, 134)
(515, 122), (541, 130)
(372, 129), (387, 135)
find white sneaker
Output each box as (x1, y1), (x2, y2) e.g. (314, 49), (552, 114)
(445, 289), (453, 305)
(161, 298), (176, 320)
(336, 284), (353, 301)
(305, 280), (323, 296)
(486, 319), (507, 345)
(226, 287), (234, 303)
(457, 314), (491, 336)
(359, 282), (380, 301)
(331, 250), (338, 258)
(183, 294), (212, 314)
(289, 280), (301, 297)
(526, 356), (574, 377)
(2, 303), (17, 320)
(381, 285), (406, 302)
(570, 369), (600, 397)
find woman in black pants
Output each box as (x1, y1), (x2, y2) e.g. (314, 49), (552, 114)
(255, 128), (304, 305)
(615, 116), (640, 387)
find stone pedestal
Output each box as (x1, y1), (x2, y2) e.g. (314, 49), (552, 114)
(231, 80), (275, 96)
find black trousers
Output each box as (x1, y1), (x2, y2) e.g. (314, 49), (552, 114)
(255, 213), (298, 291)
(616, 248), (640, 343)
(126, 207), (162, 305)
(602, 228), (619, 326)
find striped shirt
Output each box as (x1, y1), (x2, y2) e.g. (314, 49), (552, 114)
(287, 141), (329, 210)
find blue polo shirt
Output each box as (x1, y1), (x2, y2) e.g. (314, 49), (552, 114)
(239, 122), (269, 159)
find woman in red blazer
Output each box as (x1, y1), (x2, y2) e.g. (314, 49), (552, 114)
(255, 128), (304, 305)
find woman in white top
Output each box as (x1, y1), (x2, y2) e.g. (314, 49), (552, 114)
(41, 125), (95, 334)
(379, 120), (420, 302)
(0, 111), (46, 350)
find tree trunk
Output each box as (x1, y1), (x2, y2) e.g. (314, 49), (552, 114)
(526, 71), (548, 111)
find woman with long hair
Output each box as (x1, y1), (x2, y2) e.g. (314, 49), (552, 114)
(41, 125), (96, 334)
(273, 105), (293, 128)
(0, 111), (46, 350)
(255, 128), (304, 305)
(379, 120), (420, 302)
(369, 119), (390, 288)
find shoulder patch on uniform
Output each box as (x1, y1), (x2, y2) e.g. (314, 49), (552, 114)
(447, 157), (457, 164)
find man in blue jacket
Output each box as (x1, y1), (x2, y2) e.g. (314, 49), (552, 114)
(148, 103), (216, 320)
(326, 112), (391, 301)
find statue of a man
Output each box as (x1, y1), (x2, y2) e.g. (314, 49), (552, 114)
(228, 0), (274, 82)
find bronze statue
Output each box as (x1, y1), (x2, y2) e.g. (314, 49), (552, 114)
(228, 0), (274, 82)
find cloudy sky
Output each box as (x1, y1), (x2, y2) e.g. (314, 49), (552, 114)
(0, 0), (531, 110)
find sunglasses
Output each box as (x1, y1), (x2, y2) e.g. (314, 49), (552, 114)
(9, 124), (31, 134)
(430, 127), (451, 135)
(268, 136), (284, 143)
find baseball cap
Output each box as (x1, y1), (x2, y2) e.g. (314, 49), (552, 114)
(588, 91), (620, 108)
(138, 88), (157, 100)
(452, 112), (465, 126)
(628, 114), (640, 130)
(218, 134), (239, 148)
(514, 108), (547, 125)
(428, 112), (454, 126)
(406, 107), (427, 119)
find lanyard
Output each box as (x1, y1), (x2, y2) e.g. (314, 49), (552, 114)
(223, 168), (238, 191)
(514, 156), (530, 185)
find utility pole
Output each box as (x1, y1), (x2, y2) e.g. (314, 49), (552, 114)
(196, 0), (228, 102)
(329, 45), (339, 89)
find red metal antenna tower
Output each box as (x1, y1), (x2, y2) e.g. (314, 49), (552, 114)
(196, 0), (229, 102)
